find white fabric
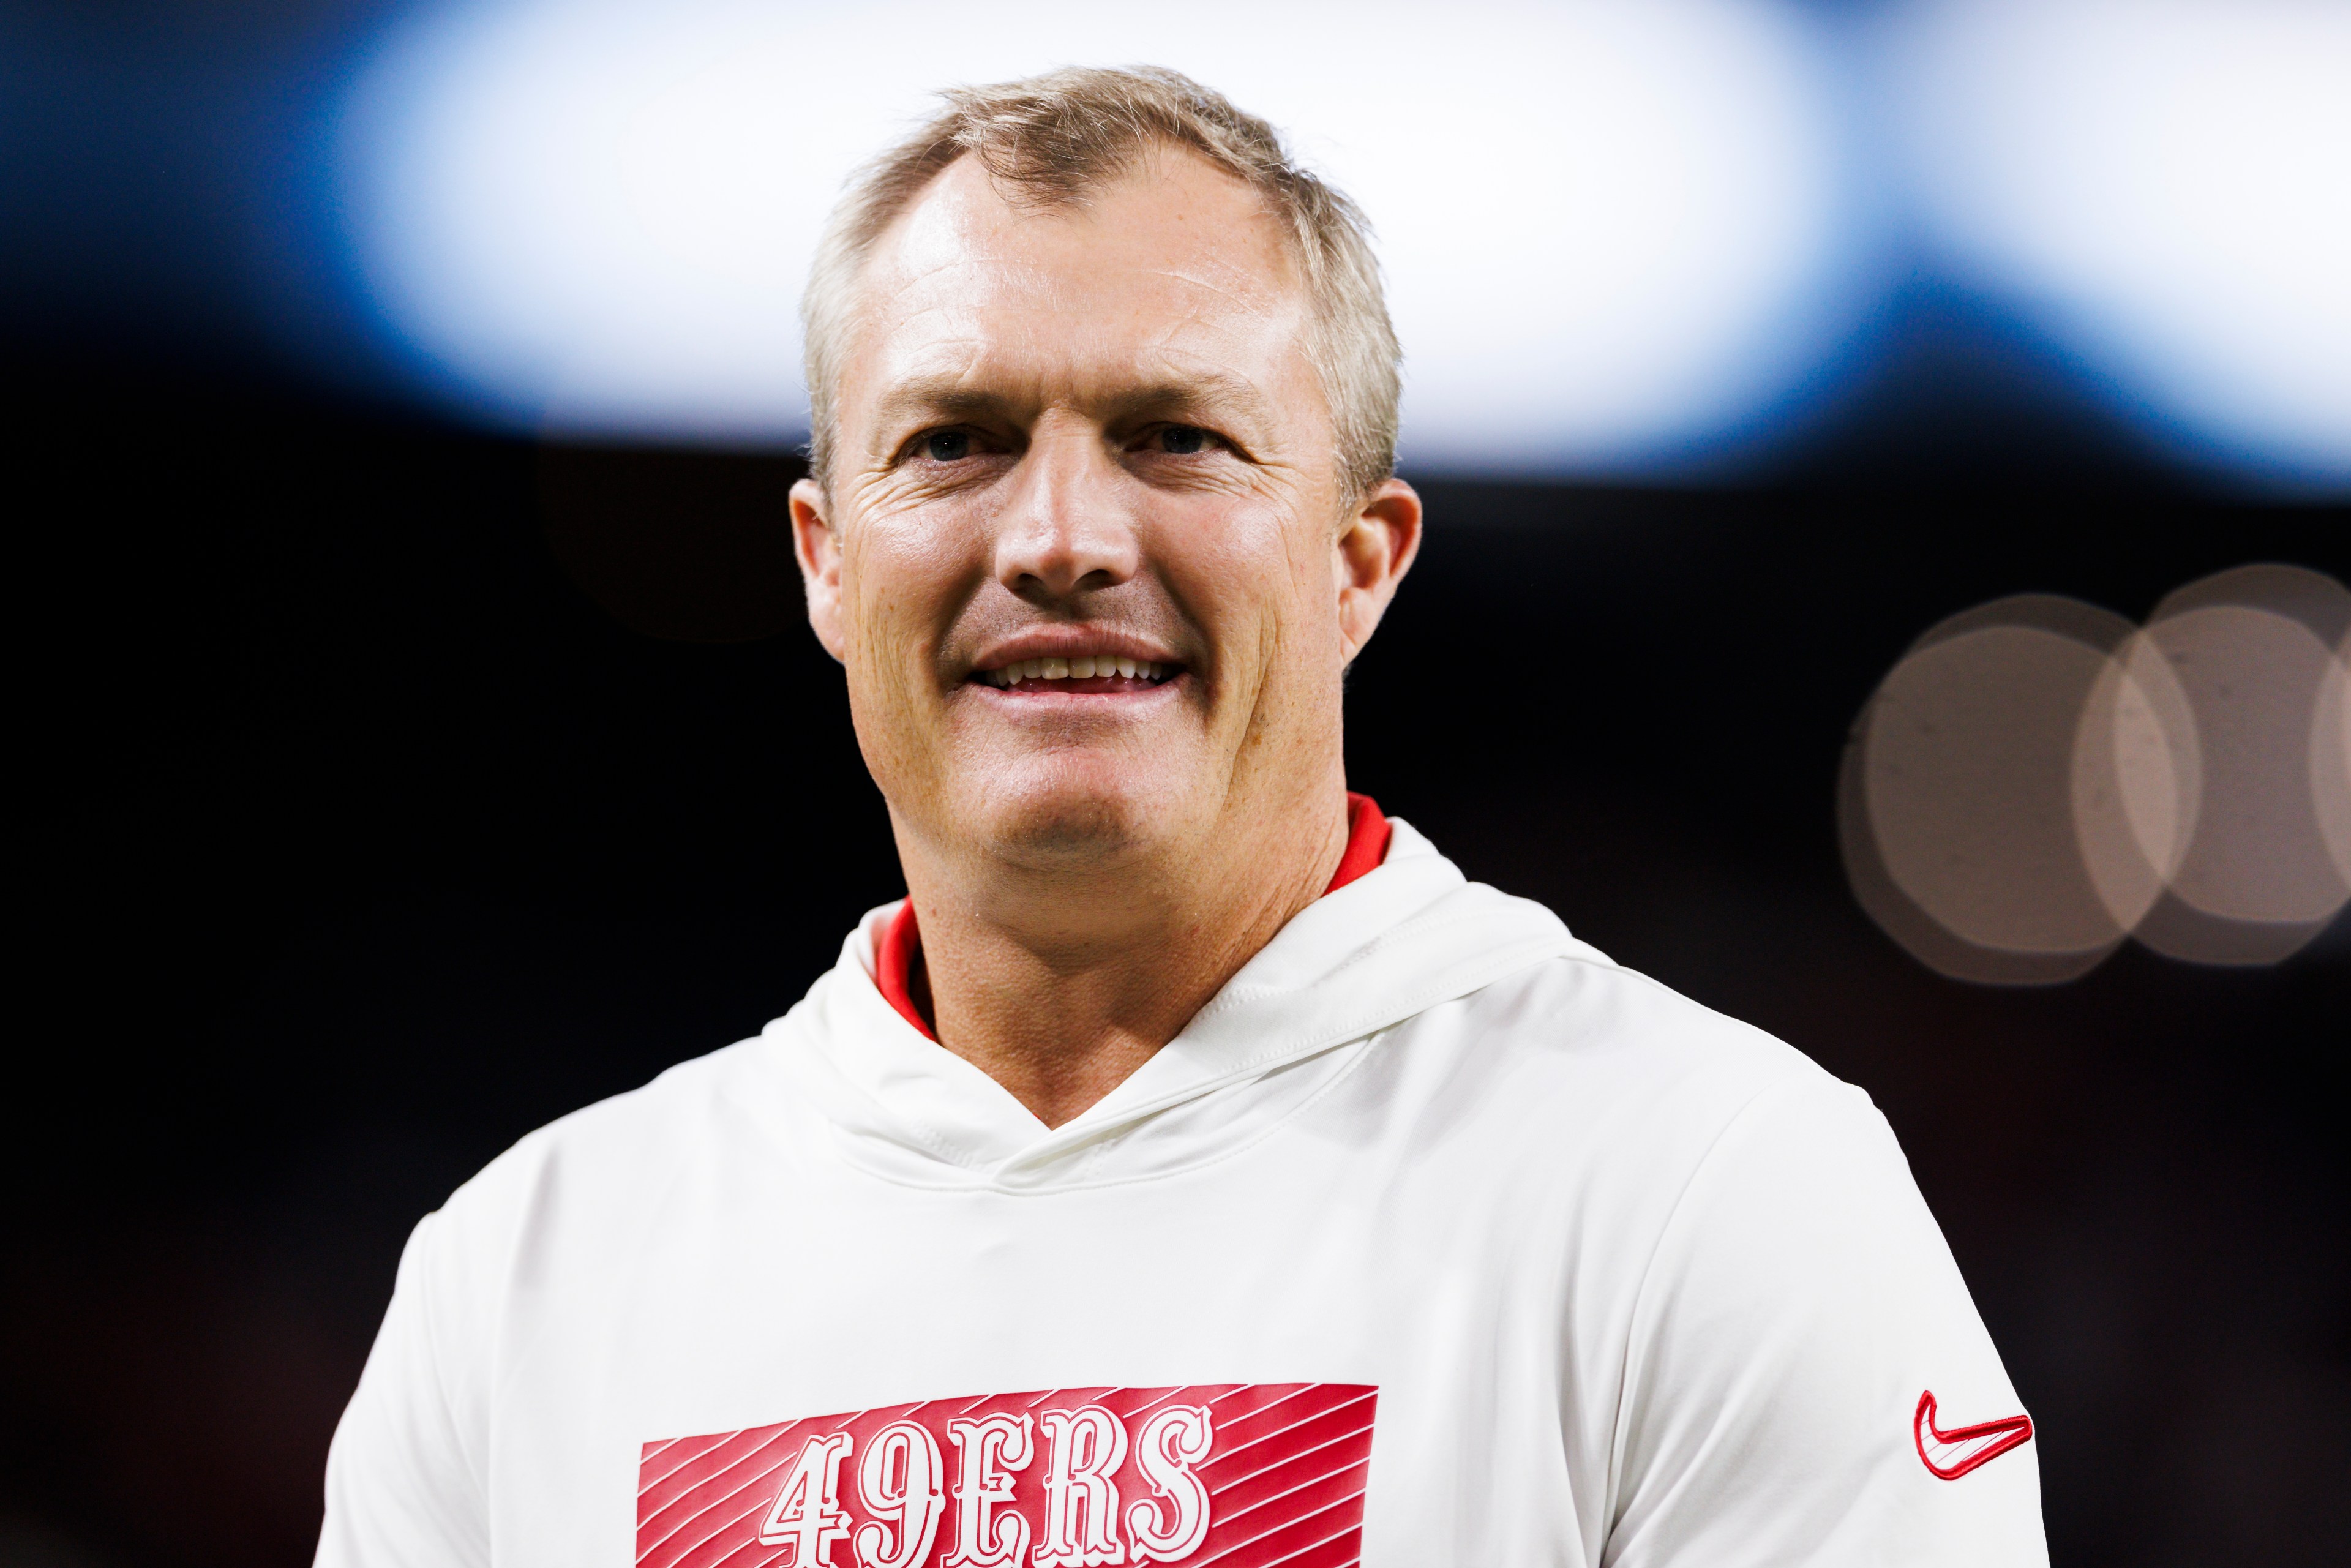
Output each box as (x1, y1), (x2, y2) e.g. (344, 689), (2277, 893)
(318, 819), (2046, 1566)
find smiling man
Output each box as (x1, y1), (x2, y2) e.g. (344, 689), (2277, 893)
(318, 68), (2045, 1567)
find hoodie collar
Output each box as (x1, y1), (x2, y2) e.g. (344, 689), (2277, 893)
(753, 817), (1595, 1192)
(876, 792), (1394, 1041)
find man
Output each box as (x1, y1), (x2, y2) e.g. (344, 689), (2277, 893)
(320, 67), (2045, 1567)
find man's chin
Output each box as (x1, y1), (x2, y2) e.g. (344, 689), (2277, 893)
(971, 763), (1187, 868)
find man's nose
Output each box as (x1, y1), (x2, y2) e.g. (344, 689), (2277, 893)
(992, 424), (1141, 602)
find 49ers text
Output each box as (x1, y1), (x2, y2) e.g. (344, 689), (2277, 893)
(637, 1382), (1378, 1568)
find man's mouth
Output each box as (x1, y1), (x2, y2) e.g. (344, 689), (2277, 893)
(973, 655), (1179, 693)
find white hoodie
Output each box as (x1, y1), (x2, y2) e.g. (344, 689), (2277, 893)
(318, 819), (2046, 1567)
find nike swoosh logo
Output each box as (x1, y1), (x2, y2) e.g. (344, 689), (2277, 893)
(1914, 1389), (2033, 1479)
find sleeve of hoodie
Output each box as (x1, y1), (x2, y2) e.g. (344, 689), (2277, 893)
(314, 1210), (492, 1568)
(1601, 1076), (2049, 1568)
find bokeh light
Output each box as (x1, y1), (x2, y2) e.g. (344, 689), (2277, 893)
(1845, 567), (2351, 981)
(2071, 623), (2200, 942)
(1841, 595), (2144, 985)
(2131, 566), (2351, 963)
(332, 0), (1865, 472)
(2317, 632), (2351, 892)
(1886, 0), (2351, 484)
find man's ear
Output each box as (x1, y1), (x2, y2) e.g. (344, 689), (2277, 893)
(790, 476), (848, 663)
(1335, 478), (1423, 664)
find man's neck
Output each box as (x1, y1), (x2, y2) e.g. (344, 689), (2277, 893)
(890, 790), (1362, 1129)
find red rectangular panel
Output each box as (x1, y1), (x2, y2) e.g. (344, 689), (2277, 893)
(637, 1382), (1377, 1568)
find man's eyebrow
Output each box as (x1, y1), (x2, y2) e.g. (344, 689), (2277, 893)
(867, 377), (1021, 435)
(864, 368), (1280, 438)
(1103, 370), (1278, 431)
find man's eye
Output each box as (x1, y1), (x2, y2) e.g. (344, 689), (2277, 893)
(1158, 425), (1211, 455)
(922, 430), (972, 462)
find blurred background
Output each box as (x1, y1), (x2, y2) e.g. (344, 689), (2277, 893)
(4, 1), (2346, 1564)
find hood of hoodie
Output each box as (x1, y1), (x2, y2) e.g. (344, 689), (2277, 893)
(749, 817), (1600, 1193)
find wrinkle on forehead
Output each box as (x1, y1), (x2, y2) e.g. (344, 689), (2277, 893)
(883, 149), (1298, 291)
(874, 255), (1298, 344)
(866, 290), (1302, 397)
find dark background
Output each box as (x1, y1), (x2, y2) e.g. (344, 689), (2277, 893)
(6, 353), (2345, 1567)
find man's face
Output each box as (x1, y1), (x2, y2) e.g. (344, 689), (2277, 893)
(793, 151), (1416, 874)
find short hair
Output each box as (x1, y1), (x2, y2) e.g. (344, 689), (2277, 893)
(801, 66), (1401, 500)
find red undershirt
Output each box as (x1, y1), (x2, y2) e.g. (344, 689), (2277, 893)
(876, 792), (1392, 1041)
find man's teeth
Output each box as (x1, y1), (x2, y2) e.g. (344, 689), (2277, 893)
(988, 656), (1168, 687)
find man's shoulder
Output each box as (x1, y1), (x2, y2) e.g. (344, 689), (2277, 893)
(1455, 942), (1836, 1100)
(420, 1026), (784, 1253)
(1361, 939), (1869, 1195)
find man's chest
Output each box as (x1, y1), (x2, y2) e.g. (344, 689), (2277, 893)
(482, 1164), (1611, 1567)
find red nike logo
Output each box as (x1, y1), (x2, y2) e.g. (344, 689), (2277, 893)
(1914, 1390), (2033, 1479)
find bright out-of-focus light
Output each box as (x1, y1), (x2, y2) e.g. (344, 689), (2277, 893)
(1840, 595), (2150, 985)
(1844, 567), (2351, 983)
(2317, 631), (2351, 891)
(334, 0), (1861, 471)
(2131, 565), (2351, 962)
(1886, 0), (2351, 486)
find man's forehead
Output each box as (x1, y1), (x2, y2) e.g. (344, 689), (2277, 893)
(879, 152), (1295, 295)
(845, 154), (1311, 394)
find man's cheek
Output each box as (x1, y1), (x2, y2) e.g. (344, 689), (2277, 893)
(838, 610), (931, 782)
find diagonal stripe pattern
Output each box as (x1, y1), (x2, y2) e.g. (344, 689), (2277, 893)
(637, 1382), (1378, 1568)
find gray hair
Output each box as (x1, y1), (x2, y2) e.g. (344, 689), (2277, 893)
(800, 65), (1401, 499)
